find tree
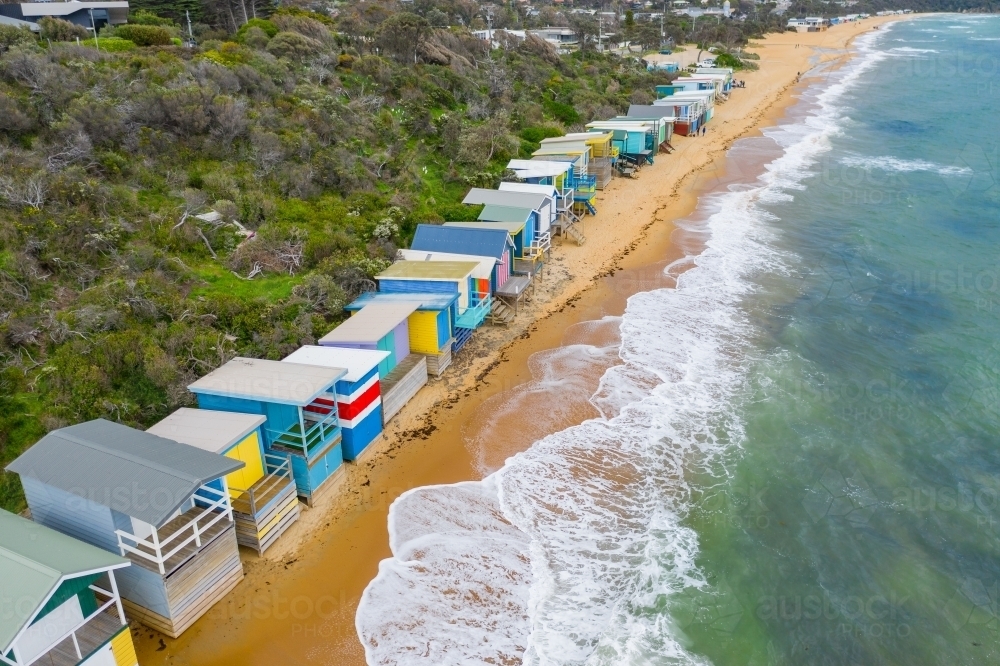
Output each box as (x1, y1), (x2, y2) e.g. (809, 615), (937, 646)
(37, 17), (88, 42)
(375, 12), (429, 64)
(623, 10), (636, 49)
(568, 14), (599, 52)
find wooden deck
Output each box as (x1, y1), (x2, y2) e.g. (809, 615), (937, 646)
(125, 506), (232, 576)
(37, 607), (124, 666)
(381, 355), (428, 423)
(423, 341), (453, 377)
(233, 474), (300, 555)
(496, 275), (532, 316)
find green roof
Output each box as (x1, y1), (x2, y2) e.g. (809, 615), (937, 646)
(376, 260), (479, 281)
(0, 509), (128, 654)
(478, 204), (533, 224)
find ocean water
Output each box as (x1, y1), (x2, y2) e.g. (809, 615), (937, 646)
(357, 16), (1000, 665)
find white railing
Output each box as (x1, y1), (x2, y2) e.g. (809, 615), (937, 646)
(2, 581), (125, 666)
(231, 453), (294, 517)
(115, 483), (234, 575)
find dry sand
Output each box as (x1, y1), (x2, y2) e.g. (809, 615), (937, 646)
(135, 15), (920, 665)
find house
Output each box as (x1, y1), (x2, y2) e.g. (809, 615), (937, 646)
(0, 2), (130, 31)
(319, 303), (430, 414)
(282, 347), (390, 459)
(187, 358), (348, 506)
(344, 292), (458, 377)
(7, 419), (246, 638)
(374, 262), (488, 350)
(539, 133), (616, 189)
(624, 106), (678, 149)
(527, 27), (578, 51)
(146, 409), (299, 555)
(462, 187), (556, 241)
(410, 224), (514, 293)
(0, 509), (137, 666)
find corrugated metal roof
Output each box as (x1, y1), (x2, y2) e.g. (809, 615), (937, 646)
(376, 261), (478, 281)
(283, 346), (390, 382)
(479, 204), (534, 224)
(187, 357), (346, 406)
(397, 250), (495, 280)
(7, 419), (244, 526)
(0, 510), (129, 654)
(319, 302), (420, 344)
(146, 409), (265, 455)
(411, 224), (512, 260)
(444, 221), (527, 234)
(461, 188), (550, 210)
(344, 291), (459, 312)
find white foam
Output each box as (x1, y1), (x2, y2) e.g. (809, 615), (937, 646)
(840, 154), (972, 176)
(356, 25), (896, 666)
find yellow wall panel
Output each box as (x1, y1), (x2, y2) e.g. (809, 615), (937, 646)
(407, 311), (440, 354)
(224, 432), (265, 496)
(110, 626), (138, 666)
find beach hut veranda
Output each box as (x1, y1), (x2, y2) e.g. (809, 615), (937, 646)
(0, 509), (137, 666)
(344, 291), (458, 376)
(283, 347), (390, 459)
(147, 408), (299, 555)
(187, 357), (348, 506)
(6, 419), (246, 638)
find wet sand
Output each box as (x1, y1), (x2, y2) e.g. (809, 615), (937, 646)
(135, 15), (920, 665)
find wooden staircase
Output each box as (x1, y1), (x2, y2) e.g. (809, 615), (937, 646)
(489, 300), (516, 326)
(564, 224), (586, 246)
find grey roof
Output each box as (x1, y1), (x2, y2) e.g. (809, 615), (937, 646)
(146, 409), (265, 456)
(0, 510), (129, 654)
(0, 14), (38, 30)
(7, 419), (244, 526)
(319, 302), (419, 345)
(627, 105), (678, 119)
(462, 188), (550, 211)
(187, 357), (346, 406)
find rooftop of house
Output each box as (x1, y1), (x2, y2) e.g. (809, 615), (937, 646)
(187, 357), (346, 406)
(319, 302), (421, 344)
(282, 346), (391, 382)
(146, 409), (266, 455)
(375, 261), (480, 281)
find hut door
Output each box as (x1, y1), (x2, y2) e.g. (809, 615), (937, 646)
(225, 432), (266, 496)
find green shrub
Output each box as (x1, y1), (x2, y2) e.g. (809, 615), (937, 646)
(542, 98), (580, 125)
(114, 24), (173, 46)
(714, 53), (742, 68)
(38, 17), (88, 42)
(0, 24), (36, 51)
(82, 37), (137, 52)
(128, 10), (177, 27)
(266, 31), (322, 60)
(237, 18), (278, 40)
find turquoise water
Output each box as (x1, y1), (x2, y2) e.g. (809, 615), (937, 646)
(678, 16), (1000, 665)
(357, 16), (1000, 665)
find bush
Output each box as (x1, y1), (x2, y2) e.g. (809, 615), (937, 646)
(114, 24), (173, 47)
(38, 17), (88, 42)
(81, 37), (137, 52)
(714, 53), (741, 68)
(128, 10), (177, 27)
(266, 31), (322, 60)
(237, 18), (278, 40)
(0, 25), (36, 52)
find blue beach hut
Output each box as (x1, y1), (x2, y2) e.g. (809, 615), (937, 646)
(187, 357), (347, 506)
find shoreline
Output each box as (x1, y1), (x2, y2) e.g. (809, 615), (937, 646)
(136, 15), (920, 665)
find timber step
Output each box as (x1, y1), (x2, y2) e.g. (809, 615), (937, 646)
(489, 300), (516, 326)
(565, 224), (586, 246)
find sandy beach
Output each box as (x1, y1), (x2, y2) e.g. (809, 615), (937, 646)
(134, 15), (919, 665)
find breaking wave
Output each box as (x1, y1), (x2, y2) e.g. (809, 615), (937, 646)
(355, 22), (896, 666)
(840, 154), (972, 176)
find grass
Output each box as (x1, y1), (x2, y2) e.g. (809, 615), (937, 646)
(189, 262), (300, 301)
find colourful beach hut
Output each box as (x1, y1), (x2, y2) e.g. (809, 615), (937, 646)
(147, 408), (299, 555)
(443, 221), (531, 260)
(505, 159), (578, 232)
(410, 224), (514, 292)
(478, 205), (540, 252)
(282, 346), (389, 459)
(375, 261), (488, 350)
(7, 419), (246, 638)
(344, 292), (458, 377)
(539, 133), (615, 189)
(0, 509), (137, 666)
(187, 358), (347, 506)
(320, 302), (418, 377)
(398, 249), (496, 294)
(462, 188), (555, 237)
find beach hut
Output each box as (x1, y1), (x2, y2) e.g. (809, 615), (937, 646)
(653, 98), (704, 136)
(443, 221), (544, 287)
(529, 153), (598, 216)
(0, 509), (137, 666)
(187, 358), (347, 506)
(320, 302), (418, 377)
(282, 347), (390, 458)
(504, 160), (581, 239)
(399, 249), (495, 291)
(374, 262), (489, 349)
(625, 106), (677, 149)
(477, 205), (544, 255)
(344, 292), (458, 376)
(462, 188), (555, 237)
(146, 409), (299, 555)
(539, 133), (615, 189)
(410, 224), (514, 292)
(7, 419), (246, 638)
(586, 122), (656, 165)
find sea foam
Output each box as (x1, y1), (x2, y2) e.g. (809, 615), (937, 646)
(356, 24), (896, 666)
